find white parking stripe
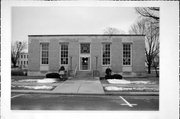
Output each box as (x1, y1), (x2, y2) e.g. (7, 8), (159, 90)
(119, 96), (137, 107)
(11, 94), (25, 99)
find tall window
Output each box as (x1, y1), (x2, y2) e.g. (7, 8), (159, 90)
(102, 43), (111, 65)
(60, 44), (68, 65)
(123, 44), (131, 65)
(41, 43), (49, 64)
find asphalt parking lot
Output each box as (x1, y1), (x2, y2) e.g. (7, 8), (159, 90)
(11, 93), (159, 110)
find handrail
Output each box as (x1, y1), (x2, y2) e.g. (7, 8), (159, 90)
(74, 64), (78, 77)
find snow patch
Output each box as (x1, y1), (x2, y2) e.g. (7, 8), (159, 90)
(107, 79), (153, 84)
(104, 86), (158, 91)
(37, 78), (58, 83)
(17, 78), (59, 83)
(105, 86), (124, 91)
(107, 79), (130, 84)
(18, 79), (38, 82)
(12, 85), (54, 90)
(23, 85), (53, 90)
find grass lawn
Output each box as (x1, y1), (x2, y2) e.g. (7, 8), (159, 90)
(125, 77), (159, 84)
(100, 76), (159, 85)
(100, 74), (159, 93)
(12, 76), (45, 81)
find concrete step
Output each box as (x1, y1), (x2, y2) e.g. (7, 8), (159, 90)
(76, 71), (92, 78)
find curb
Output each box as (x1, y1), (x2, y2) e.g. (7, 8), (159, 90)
(11, 90), (159, 96)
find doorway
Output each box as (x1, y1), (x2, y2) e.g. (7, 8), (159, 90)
(80, 57), (90, 70)
(79, 43), (91, 71)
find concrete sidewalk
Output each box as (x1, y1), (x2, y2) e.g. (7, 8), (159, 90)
(53, 78), (105, 94)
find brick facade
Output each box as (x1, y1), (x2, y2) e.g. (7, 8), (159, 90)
(28, 34), (145, 77)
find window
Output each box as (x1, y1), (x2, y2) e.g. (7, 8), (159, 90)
(24, 61), (26, 65)
(123, 44), (131, 65)
(21, 55), (23, 58)
(24, 55), (26, 59)
(21, 61), (23, 65)
(27, 61), (28, 65)
(41, 43), (49, 64)
(80, 43), (90, 54)
(102, 43), (111, 65)
(60, 44), (68, 65)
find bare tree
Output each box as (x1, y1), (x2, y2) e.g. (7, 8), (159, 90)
(129, 18), (159, 76)
(129, 18), (147, 35)
(152, 54), (159, 77)
(129, 7), (159, 76)
(103, 27), (125, 34)
(135, 7), (159, 22)
(11, 41), (27, 67)
(135, 7), (160, 35)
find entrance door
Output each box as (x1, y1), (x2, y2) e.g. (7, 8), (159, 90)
(79, 43), (91, 71)
(80, 57), (90, 70)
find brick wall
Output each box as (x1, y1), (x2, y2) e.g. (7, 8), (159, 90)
(28, 35), (145, 76)
(28, 37), (40, 72)
(132, 37), (146, 73)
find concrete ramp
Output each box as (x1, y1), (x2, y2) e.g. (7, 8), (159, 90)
(78, 80), (104, 94)
(53, 78), (104, 94)
(53, 80), (82, 93)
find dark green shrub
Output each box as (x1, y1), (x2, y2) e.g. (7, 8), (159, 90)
(11, 69), (27, 76)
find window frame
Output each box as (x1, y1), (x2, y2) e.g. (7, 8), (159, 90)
(80, 43), (91, 54)
(40, 42), (49, 65)
(122, 43), (132, 66)
(101, 42), (111, 66)
(60, 42), (69, 65)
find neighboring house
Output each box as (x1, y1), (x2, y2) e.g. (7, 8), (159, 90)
(17, 52), (28, 69)
(28, 34), (145, 77)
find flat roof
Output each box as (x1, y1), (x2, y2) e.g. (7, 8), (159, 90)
(28, 34), (145, 37)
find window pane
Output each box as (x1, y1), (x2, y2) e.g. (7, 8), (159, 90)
(102, 43), (111, 65)
(41, 43), (49, 64)
(61, 44), (68, 64)
(123, 44), (131, 65)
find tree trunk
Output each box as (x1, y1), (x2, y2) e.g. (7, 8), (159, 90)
(13, 62), (16, 68)
(148, 64), (151, 74)
(153, 65), (159, 77)
(155, 67), (159, 77)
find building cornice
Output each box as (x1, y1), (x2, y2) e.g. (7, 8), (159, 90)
(28, 34), (145, 37)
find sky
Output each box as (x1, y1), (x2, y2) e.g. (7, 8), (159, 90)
(12, 7), (139, 43)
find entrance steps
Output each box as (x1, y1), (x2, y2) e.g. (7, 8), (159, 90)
(75, 71), (92, 78)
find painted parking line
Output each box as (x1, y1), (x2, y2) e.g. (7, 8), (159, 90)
(119, 96), (137, 107)
(11, 94), (25, 99)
